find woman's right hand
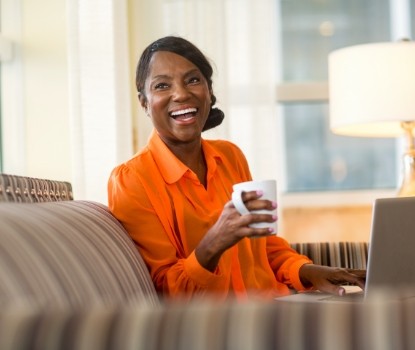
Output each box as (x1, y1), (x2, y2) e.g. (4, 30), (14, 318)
(195, 190), (277, 271)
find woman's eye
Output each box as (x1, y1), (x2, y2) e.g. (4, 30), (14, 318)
(188, 77), (200, 84)
(154, 82), (169, 90)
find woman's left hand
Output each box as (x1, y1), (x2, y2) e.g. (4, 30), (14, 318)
(299, 264), (366, 296)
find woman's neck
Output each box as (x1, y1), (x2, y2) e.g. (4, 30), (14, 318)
(168, 140), (207, 187)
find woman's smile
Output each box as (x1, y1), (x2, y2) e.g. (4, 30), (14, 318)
(170, 106), (198, 124)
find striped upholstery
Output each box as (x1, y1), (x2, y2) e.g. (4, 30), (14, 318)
(1, 174), (389, 349)
(290, 241), (369, 269)
(1, 291), (414, 350)
(0, 200), (159, 307)
(0, 173), (73, 202)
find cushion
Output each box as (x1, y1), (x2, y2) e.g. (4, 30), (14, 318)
(0, 290), (413, 350)
(0, 200), (159, 307)
(290, 241), (368, 269)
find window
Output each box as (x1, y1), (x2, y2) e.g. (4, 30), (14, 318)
(412, 0), (415, 35)
(278, 0), (412, 194)
(282, 102), (396, 192)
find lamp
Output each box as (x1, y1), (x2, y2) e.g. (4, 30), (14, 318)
(328, 40), (415, 197)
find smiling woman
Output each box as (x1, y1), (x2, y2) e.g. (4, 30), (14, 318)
(107, 36), (366, 301)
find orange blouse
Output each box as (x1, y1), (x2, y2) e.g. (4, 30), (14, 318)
(108, 130), (311, 300)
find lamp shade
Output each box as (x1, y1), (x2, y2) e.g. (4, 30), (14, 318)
(329, 41), (415, 137)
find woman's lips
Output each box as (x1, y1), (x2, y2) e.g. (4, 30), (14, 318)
(170, 107), (198, 119)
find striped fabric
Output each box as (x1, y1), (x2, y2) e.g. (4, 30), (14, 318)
(0, 173), (73, 202)
(0, 174), (385, 349)
(1, 290), (414, 350)
(0, 200), (159, 307)
(290, 241), (369, 270)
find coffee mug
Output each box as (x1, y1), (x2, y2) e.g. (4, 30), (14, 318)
(231, 179), (277, 233)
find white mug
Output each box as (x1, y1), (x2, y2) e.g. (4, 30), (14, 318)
(231, 179), (277, 234)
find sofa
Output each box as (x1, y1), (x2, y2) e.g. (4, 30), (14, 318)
(0, 173), (412, 350)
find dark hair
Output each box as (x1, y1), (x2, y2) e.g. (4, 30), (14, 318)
(136, 36), (224, 131)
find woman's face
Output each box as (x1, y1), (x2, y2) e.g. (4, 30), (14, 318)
(140, 51), (212, 147)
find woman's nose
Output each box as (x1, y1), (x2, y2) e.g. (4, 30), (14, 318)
(172, 83), (190, 101)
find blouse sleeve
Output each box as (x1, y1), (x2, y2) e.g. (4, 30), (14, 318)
(108, 164), (230, 300)
(266, 235), (313, 291)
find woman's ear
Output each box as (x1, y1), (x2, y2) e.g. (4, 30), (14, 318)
(138, 92), (147, 110)
(138, 93), (151, 117)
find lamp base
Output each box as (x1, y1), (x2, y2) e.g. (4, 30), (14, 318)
(397, 150), (415, 197)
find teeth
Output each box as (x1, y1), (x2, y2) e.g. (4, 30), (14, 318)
(171, 108), (197, 116)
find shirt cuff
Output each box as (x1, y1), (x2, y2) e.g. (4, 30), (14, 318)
(289, 259), (314, 291)
(184, 251), (226, 289)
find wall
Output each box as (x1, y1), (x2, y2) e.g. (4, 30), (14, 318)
(1, 0), (71, 181)
(280, 206), (372, 243)
(24, 0), (71, 181)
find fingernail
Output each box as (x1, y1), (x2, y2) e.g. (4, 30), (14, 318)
(271, 201), (277, 208)
(268, 228), (275, 233)
(256, 190), (264, 196)
(272, 215), (278, 221)
(339, 288), (345, 296)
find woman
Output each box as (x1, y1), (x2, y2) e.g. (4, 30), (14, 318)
(108, 36), (365, 300)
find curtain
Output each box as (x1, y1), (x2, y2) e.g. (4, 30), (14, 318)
(67, 0), (133, 203)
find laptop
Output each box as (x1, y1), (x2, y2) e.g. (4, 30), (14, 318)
(276, 196), (415, 303)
